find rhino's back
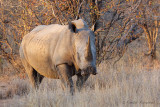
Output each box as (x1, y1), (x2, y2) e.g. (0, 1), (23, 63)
(21, 24), (67, 78)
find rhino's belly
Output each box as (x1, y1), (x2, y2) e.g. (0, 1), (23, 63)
(36, 65), (59, 79)
(27, 56), (59, 79)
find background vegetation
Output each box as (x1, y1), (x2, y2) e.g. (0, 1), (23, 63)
(0, 0), (160, 106)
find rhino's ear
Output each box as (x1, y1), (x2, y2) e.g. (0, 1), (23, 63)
(69, 22), (77, 33)
(91, 21), (100, 32)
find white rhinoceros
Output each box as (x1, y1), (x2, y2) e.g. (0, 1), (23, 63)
(19, 19), (97, 94)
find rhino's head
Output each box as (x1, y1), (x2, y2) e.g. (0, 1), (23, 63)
(69, 19), (97, 75)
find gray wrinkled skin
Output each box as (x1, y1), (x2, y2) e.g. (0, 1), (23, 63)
(19, 19), (97, 94)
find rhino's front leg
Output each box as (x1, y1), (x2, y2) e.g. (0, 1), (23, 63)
(56, 64), (74, 95)
(76, 73), (90, 91)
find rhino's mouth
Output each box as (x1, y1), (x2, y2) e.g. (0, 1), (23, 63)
(81, 66), (97, 76)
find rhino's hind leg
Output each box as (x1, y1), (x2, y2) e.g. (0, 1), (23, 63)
(26, 68), (44, 89)
(76, 73), (90, 91)
(32, 68), (44, 89)
(57, 64), (74, 95)
(21, 58), (44, 89)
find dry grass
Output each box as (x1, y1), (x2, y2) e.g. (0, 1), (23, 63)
(0, 79), (30, 100)
(7, 65), (160, 107)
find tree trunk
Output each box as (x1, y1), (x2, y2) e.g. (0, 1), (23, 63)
(147, 40), (156, 59)
(140, 23), (158, 59)
(151, 43), (156, 59)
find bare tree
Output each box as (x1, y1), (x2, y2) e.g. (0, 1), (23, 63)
(98, 0), (160, 63)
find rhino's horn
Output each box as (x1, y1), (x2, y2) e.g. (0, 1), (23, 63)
(85, 36), (92, 61)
